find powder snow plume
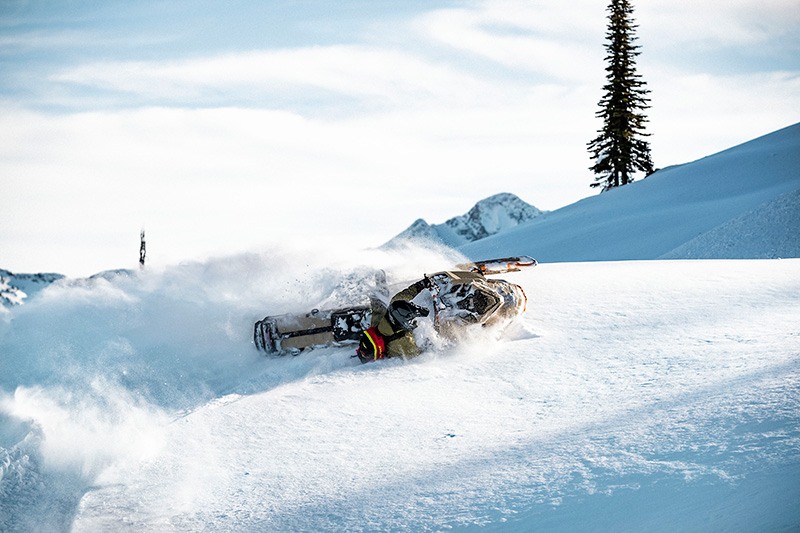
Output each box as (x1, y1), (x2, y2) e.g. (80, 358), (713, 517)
(0, 242), (462, 532)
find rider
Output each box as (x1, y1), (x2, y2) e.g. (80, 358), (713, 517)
(356, 279), (430, 363)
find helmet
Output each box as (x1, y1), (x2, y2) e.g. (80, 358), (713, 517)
(387, 300), (429, 331)
(356, 327), (386, 363)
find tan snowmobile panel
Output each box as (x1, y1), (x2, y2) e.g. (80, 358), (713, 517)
(280, 330), (336, 351)
(254, 306), (371, 353)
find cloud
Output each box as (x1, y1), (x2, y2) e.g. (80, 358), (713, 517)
(52, 45), (502, 108)
(0, 28), (177, 50)
(413, 0), (800, 78)
(0, 84), (599, 276)
(638, 0), (800, 48)
(412, 1), (606, 82)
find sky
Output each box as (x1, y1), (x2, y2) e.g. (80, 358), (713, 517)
(1, 0), (799, 277)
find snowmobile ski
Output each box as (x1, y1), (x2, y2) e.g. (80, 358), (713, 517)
(457, 255), (538, 275)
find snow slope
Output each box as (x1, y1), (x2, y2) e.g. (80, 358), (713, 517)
(460, 122), (800, 262)
(661, 187), (800, 259)
(1, 248), (799, 532)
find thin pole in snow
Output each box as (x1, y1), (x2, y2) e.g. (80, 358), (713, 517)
(139, 229), (146, 269)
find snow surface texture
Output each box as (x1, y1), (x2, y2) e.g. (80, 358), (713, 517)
(384, 192), (543, 248)
(460, 123), (800, 262)
(1, 250), (798, 532)
(662, 187), (800, 259)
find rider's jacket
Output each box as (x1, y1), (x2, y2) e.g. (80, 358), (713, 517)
(357, 279), (429, 362)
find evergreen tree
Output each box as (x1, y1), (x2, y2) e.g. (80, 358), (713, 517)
(588, 0), (654, 191)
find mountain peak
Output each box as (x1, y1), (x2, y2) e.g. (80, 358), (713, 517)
(384, 193), (543, 249)
(444, 192), (544, 242)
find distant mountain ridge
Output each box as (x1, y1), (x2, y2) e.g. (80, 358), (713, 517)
(384, 192), (543, 248)
(0, 269), (64, 307)
(0, 268), (137, 308)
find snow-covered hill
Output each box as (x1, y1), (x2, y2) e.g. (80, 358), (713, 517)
(0, 269), (64, 308)
(461, 123), (800, 262)
(384, 192), (543, 248)
(0, 269), (143, 309)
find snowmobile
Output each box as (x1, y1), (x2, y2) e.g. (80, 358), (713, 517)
(253, 256), (536, 355)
